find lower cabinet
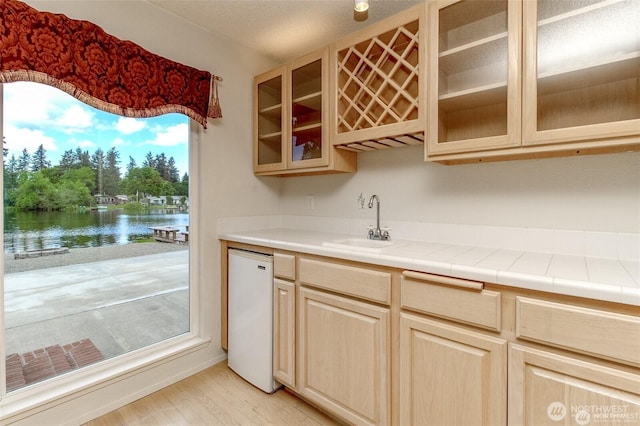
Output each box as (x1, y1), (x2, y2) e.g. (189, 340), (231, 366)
(222, 243), (640, 426)
(400, 313), (507, 426)
(273, 278), (295, 388)
(298, 286), (391, 426)
(509, 344), (640, 425)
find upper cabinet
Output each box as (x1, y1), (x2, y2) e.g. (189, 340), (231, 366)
(427, 0), (640, 163)
(331, 4), (426, 152)
(255, 1), (639, 172)
(523, 0), (640, 145)
(254, 49), (356, 176)
(427, 0), (522, 156)
(254, 68), (285, 173)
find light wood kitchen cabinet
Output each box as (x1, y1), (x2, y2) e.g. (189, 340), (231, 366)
(523, 0), (640, 146)
(298, 286), (390, 426)
(401, 270), (501, 331)
(427, 0), (640, 163)
(273, 253), (296, 388)
(509, 344), (640, 425)
(254, 48), (356, 176)
(273, 278), (295, 388)
(426, 0), (522, 156)
(516, 296), (640, 367)
(221, 241), (640, 426)
(400, 313), (507, 426)
(511, 296), (640, 424)
(254, 67), (285, 173)
(331, 4), (426, 152)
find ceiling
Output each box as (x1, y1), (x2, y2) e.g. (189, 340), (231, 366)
(148, 0), (424, 64)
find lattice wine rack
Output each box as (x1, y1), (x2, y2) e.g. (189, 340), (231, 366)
(334, 10), (424, 152)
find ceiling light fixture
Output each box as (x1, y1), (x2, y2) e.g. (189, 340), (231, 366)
(354, 0), (369, 13)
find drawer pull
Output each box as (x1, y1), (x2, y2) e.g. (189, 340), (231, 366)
(402, 271), (484, 291)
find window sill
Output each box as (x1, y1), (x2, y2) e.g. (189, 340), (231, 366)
(1, 333), (212, 423)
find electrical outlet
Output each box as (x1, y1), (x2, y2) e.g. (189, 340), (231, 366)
(307, 194), (315, 210)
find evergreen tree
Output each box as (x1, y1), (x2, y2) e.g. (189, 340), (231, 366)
(127, 155), (137, 173)
(91, 148), (105, 195)
(31, 144), (51, 172)
(59, 149), (76, 171)
(74, 148), (91, 168)
(17, 148), (31, 172)
(142, 151), (155, 169)
(155, 152), (168, 180)
(3, 147), (19, 206)
(167, 156), (180, 182)
(104, 147), (121, 195)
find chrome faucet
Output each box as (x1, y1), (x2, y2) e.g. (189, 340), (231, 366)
(367, 194), (389, 241)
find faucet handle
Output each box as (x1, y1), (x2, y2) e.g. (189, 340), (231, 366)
(381, 227), (391, 241)
(367, 226), (375, 239)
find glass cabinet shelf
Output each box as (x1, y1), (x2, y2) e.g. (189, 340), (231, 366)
(526, 0), (639, 140)
(439, 82), (507, 111)
(428, 0), (518, 154)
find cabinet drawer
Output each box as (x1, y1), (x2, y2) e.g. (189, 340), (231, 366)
(274, 252), (295, 280)
(516, 297), (640, 367)
(299, 258), (391, 304)
(401, 271), (501, 331)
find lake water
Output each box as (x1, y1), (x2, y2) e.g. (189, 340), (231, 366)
(3, 209), (189, 253)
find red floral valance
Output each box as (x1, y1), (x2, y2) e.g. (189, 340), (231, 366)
(0, 0), (222, 128)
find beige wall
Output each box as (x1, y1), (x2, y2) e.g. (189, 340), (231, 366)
(280, 148), (640, 233)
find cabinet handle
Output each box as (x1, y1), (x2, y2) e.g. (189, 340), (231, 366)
(402, 271), (484, 291)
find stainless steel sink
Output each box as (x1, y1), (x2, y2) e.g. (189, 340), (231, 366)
(322, 238), (400, 252)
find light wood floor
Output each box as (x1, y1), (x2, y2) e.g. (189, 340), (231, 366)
(84, 361), (341, 425)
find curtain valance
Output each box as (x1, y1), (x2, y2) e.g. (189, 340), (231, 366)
(0, 0), (222, 128)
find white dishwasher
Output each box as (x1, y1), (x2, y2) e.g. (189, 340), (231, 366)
(227, 248), (279, 393)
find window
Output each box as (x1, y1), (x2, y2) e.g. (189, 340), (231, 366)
(2, 82), (191, 392)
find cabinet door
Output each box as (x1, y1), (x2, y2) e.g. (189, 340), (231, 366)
(509, 344), (640, 425)
(287, 49), (329, 169)
(400, 313), (507, 426)
(427, 0), (522, 156)
(298, 287), (390, 426)
(523, 0), (640, 146)
(254, 67), (286, 172)
(273, 278), (295, 388)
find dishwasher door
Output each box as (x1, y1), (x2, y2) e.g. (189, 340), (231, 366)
(227, 248), (279, 393)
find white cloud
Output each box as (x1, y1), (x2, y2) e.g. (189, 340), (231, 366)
(145, 123), (188, 147)
(3, 82), (65, 126)
(4, 82), (95, 134)
(3, 124), (57, 153)
(54, 105), (94, 133)
(116, 117), (146, 134)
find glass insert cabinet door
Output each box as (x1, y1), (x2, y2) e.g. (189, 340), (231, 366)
(523, 0), (640, 145)
(427, 0), (522, 156)
(288, 50), (329, 169)
(254, 69), (286, 172)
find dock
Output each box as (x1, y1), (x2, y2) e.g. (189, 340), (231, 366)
(149, 226), (189, 244)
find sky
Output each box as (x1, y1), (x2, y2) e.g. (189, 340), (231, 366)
(2, 81), (189, 178)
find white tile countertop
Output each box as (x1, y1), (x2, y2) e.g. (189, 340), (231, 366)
(219, 228), (640, 306)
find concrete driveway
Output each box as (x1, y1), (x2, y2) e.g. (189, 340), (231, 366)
(4, 250), (190, 360)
